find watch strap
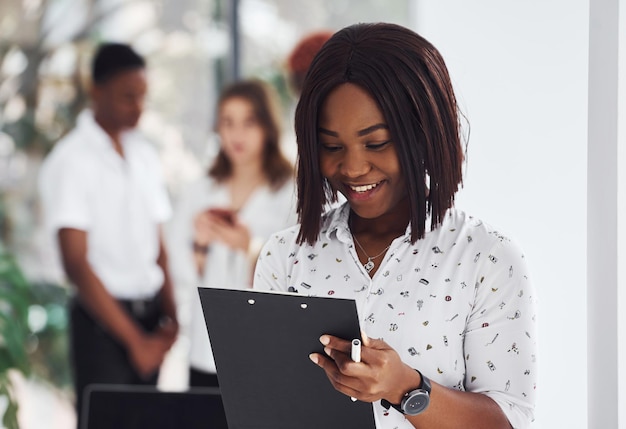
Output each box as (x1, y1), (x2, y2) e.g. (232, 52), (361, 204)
(381, 369), (430, 414)
(381, 398), (404, 414)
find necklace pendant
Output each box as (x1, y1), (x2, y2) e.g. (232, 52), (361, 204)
(364, 259), (375, 273)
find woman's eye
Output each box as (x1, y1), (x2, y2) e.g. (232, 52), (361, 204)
(367, 141), (391, 150)
(321, 144), (342, 152)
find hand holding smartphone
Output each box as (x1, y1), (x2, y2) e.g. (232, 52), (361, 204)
(207, 208), (236, 225)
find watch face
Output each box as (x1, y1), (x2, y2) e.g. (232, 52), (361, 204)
(403, 391), (430, 416)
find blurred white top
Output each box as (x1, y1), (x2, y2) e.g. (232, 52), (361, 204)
(167, 174), (297, 373)
(38, 109), (172, 299)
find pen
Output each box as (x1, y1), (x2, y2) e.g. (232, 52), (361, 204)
(351, 338), (361, 363)
(350, 338), (361, 401)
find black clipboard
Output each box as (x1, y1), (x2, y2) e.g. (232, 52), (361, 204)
(198, 288), (376, 429)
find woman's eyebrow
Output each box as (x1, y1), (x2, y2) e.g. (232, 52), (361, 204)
(357, 123), (388, 136)
(318, 127), (338, 137)
(318, 123), (389, 138)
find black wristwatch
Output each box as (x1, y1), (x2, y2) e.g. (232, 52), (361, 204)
(381, 369), (431, 416)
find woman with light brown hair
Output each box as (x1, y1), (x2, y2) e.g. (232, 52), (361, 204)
(168, 79), (296, 388)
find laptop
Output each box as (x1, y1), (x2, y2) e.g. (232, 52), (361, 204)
(82, 384), (228, 429)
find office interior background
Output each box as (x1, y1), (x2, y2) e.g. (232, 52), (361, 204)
(1, 0), (623, 428)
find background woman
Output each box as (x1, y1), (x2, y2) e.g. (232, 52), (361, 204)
(168, 79), (296, 388)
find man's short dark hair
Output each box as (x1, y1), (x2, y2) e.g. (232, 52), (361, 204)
(92, 43), (145, 85)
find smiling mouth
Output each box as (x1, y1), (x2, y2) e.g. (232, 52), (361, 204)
(349, 181), (382, 193)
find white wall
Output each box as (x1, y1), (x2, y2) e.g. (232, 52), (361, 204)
(588, 0), (626, 427)
(619, 2), (626, 425)
(587, 1), (618, 427)
(412, 2), (589, 428)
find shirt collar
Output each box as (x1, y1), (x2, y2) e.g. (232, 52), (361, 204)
(321, 202), (421, 244)
(76, 109), (139, 153)
(75, 109), (112, 150)
(322, 203), (352, 243)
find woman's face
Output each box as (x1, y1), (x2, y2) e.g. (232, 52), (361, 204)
(217, 96), (265, 166)
(318, 83), (407, 220)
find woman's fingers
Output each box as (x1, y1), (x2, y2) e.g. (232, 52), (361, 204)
(309, 351), (362, 399)
(312, 333), (412, 403)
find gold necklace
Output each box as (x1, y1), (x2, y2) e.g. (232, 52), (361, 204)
(352, 234), (392, 273)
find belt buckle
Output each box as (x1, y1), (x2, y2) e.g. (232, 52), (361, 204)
(132, 299), (146, 317)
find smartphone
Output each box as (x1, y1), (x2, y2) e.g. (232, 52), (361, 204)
(208, 208), (235, 225)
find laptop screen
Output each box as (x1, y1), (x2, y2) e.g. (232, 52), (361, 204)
(82, 385), (228, 429)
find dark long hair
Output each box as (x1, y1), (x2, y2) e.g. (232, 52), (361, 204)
(295, 22), (464, 245)
(209, 79), (293, 189)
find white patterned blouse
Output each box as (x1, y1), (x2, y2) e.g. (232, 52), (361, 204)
(253, 202), (537, 429)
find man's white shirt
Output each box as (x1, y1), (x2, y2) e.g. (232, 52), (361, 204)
(38, 109), (171, 299)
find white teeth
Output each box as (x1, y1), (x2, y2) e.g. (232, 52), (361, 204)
(350, 182), (379, 193)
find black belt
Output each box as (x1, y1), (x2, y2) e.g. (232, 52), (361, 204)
(117, 293), (161, 318)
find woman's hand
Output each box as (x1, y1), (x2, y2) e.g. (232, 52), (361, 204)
(192, 208), (250, 276)
(196, 209), (251, 252)
(308, 333), (422, 404)
(193, 210), (218, 247)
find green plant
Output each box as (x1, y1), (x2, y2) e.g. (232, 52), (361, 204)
(0, 247), (33, 429)
(26, 281), (71, 390)
(0, 242), (72, 429)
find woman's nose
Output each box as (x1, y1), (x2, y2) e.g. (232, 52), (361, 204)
(339, 149), (370, 178)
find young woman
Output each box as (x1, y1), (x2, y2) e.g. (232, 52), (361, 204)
(168, 79), (297, 387)
(253, 23), (537, 429)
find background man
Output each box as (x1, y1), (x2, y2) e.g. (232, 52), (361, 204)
(38, 42), (178, 427)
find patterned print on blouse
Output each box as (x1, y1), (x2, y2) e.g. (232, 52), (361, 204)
(253, 203), (537, 429)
